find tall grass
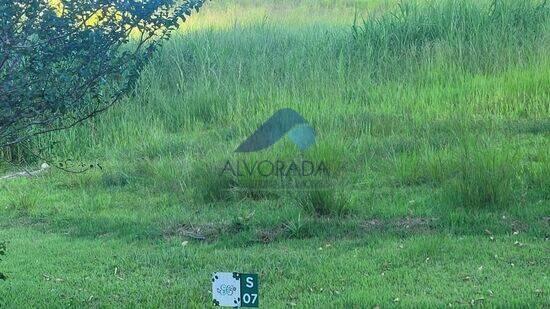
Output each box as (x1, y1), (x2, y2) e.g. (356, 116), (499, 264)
(353, 0), (549, 78)
(447, 138), (524, 208)
(2, 0), (548, 212)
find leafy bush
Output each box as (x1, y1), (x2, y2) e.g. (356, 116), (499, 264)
(0, 0), (206, 157)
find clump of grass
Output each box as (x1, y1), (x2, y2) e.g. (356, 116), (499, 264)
(257, 214), (315, 243)
(294, 189), (351, 217)
(187, 159), (236, 203)
(101, 171), (130, 188)
(7, 194), (38, 214)
(524, 147), (550, 200)
(391, 148), (454, 187)
(282, 214), (309, 239)
(445, 140), (523, 208)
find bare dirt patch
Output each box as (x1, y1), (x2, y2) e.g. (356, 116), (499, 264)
(164, 223), (224, 241)
(256, 225), (288, 244)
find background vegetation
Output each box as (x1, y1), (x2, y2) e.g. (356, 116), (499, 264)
(1, 0), (548, 307)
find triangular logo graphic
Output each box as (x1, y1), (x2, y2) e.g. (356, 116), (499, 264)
(236, 108), (316, 153)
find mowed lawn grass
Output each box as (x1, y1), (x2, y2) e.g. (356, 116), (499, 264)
(1, 0), (549, 307)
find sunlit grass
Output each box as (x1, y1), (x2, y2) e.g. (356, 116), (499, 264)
(1, 0), (549, 306)
(180, 0), (393, 30)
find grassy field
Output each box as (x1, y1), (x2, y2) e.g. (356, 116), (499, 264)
(1, 0), (549, 307)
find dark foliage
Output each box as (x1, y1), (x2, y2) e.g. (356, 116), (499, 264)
(0, 0), (206, 149)
(0, 241), (5, 280)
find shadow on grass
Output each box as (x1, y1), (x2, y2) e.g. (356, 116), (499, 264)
(1, 205), (547, 249)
